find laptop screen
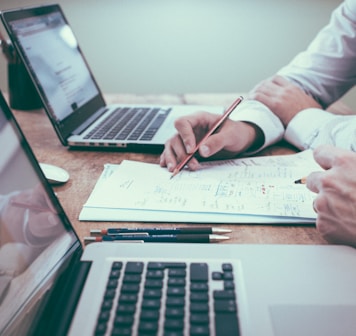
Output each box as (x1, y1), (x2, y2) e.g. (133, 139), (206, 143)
(1, 4), (107, 145)
(0, 92), (78, 335)
(7, 10), (99, 123)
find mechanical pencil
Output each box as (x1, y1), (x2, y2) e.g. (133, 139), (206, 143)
(85, 234), (229, 243)
(90, 227), (232, 236)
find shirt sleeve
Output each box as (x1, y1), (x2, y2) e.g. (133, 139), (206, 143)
(229, 100), (284, 154)
(277, 0), (356, 108)
(285, 108), (356, 151)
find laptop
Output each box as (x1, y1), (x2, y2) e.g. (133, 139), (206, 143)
(1, 90), (356, 336)
(0, 4), (224, 152)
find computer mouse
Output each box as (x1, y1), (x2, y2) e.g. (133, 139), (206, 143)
(39, 163), (70, 185)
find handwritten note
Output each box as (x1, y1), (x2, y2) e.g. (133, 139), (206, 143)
(80, 150), (321, 223)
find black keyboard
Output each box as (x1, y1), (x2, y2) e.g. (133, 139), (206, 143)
(84, 107), (171, 141)
(95, 261), (240, 336)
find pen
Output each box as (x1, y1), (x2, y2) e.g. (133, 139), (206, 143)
(171, 96), (244, 179)
(294, 177), (307, 184)
(84, 234), (229, 243)
(90, 227), (232, 236)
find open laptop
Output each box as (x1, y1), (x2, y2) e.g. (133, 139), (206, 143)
(1, 90), (356, 336)
(0, 4), (224, 152)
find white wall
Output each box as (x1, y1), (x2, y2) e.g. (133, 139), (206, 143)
(2, 0), (352, 104)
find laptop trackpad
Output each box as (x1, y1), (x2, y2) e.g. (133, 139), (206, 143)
(270, 305), (356, 336)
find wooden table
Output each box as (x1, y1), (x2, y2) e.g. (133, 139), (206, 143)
(12, 93), (328, 247)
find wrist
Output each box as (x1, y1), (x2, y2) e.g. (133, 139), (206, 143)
(244, 122), (264, 152)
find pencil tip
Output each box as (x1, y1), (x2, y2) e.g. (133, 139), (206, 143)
(294, 177), (306, 184)
(170, 169), (178, 179)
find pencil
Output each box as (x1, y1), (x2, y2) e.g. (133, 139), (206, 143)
(294, 177), (307, 184)
(170, 96), (244, 179)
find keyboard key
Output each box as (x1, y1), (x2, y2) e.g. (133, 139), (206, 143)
(190, 292), (209, 302)
(143, 288), (162, 299)
(167, 287), (185, 297)
(215, 313), (240, 336)
(140, 309), (160, 321)
(190, 263), (208, 282)
(164, 318), (184, 331)
(125, 261), (144, 274)
(190, 313), (209, 325)
(165, 307), (185, 318)
(138, 320), (159, 334)
(166, 297), (185, 307)
(190, 324), (210, 335)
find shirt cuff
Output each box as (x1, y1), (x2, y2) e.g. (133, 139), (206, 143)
(285, 108), (336, 150)
(229, 100), (284, 154)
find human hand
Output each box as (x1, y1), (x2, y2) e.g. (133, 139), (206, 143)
(306, 145), (356, 247)
(160, 111), (263, 172)
(248, 75), (321, 127)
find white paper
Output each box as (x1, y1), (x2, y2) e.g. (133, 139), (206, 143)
(80, 150), (321, 223)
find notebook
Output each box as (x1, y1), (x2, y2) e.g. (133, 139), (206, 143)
(1, 90), (356, 336)
(0, 4), (223, 152)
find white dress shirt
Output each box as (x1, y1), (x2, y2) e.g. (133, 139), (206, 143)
(232, 0), (356, 152)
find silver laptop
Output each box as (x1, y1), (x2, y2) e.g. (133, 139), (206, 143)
(0, 4), (223, 152)
(1, 90), (356, 336)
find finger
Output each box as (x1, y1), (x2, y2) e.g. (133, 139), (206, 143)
(312, 144), (346, 170)
(174, 112), (209, 153)
(160, 135), (201, 172)
(198, 132), (226, 157)
(160, 136), (183, 170)
(305, 171), (324, 193)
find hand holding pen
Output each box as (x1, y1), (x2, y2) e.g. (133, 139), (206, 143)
(171, 97), (243, 178)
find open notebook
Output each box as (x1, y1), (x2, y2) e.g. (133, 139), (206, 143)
(1, 90), (356, 335)
(1, 4), (223, 152)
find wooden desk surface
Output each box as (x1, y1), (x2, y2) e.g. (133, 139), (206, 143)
(12, 93), (327, 246)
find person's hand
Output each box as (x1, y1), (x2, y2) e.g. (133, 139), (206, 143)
(248, 75), (321, 127)
(160, 111), (263, 172)
(306, 145), (356, 247)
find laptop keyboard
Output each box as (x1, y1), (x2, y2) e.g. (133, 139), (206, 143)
(95, 260), (240, 336)
(84, 107), (172, 141)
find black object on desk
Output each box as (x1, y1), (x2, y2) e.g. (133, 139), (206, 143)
(1, 37), (42, 110)
(8, 61), (42, 110)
